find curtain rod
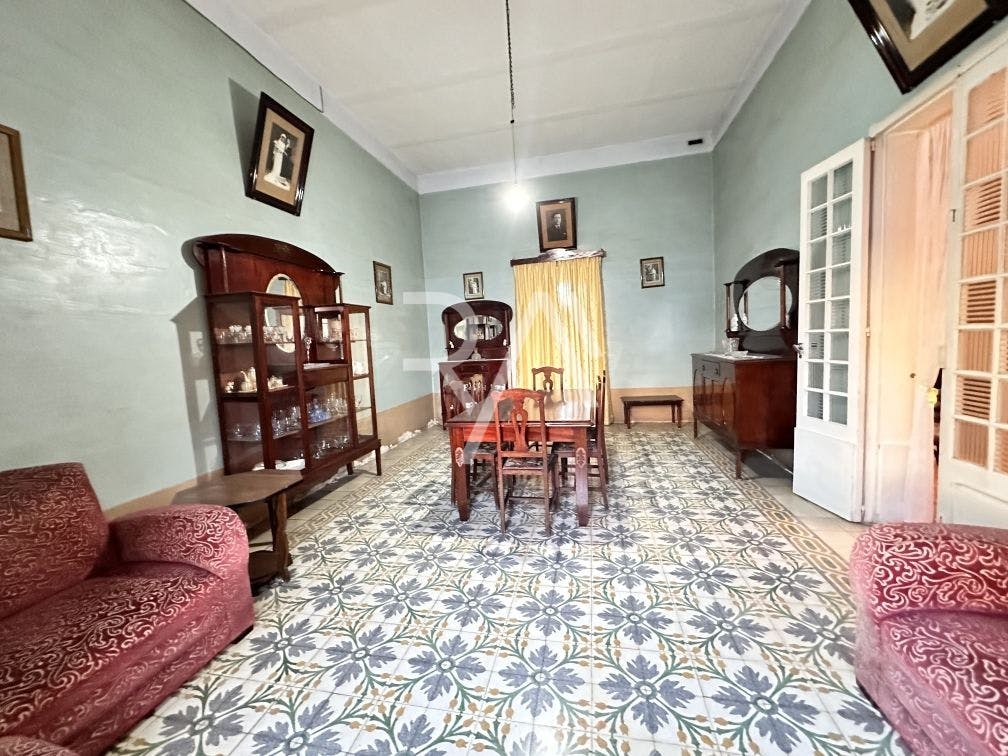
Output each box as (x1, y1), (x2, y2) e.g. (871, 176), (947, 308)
(510, 248), (606, 267)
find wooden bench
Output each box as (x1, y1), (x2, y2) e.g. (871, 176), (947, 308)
(621, 394), (683, 428)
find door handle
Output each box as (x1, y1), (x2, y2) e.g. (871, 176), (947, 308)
(793, 343), (804, 358)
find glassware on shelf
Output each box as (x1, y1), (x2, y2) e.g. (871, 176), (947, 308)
(216, 324), (253, 344)
(229, 422), (261, 441)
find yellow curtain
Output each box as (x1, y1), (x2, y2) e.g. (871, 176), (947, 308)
(513, 256), (610, 419)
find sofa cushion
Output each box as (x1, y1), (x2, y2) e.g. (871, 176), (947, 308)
(880, 610), (1008, 754)
(0, 464), (108, 621)
(0, 564), (224, 740)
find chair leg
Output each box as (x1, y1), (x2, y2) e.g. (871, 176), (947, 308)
(598, 454), (609, 507)
(496, 469), (507, 533)
(543, 468), (552, 537)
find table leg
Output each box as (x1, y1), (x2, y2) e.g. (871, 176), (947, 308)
(450, 427), (471, 521)
(273, 491), (290, 581)
(624, 404), (631, 428)
(574, 427), (590, 526)
(375, 448), (383, 476)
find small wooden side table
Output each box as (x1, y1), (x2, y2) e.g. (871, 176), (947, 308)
(621, 394), (684, 428)
(173, 470), (301, 589)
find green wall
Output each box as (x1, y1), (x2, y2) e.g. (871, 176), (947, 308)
(712, 0), (1005, 313)
(420, 156), (715, 390)
(0, 0), (429, 507)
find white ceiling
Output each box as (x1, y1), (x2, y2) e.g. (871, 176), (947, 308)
(188, 0), (810, 192)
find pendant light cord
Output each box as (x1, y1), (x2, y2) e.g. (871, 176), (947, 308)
(506, 0), (518, 184)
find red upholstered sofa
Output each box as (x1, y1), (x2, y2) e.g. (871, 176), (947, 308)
(850, 522), (1008, 756)
(0, 463), (254, 756)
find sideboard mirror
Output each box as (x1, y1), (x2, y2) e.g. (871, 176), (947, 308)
(725, 248), (798, 355)
(452, 314), (505, 343)
(441, 300), (513, 360)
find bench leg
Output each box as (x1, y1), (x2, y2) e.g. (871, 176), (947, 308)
(624, 405), (631, 428)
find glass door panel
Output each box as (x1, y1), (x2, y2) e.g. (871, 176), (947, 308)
(306, 380), (352, 464)
(311, 309), (345, 363)
(353, 376), (376, 442)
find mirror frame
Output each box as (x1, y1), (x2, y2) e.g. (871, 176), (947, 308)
(441, 300), (513, 360)
(726, 248), (798, 355)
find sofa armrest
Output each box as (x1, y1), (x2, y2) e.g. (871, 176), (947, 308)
(0, 736), (78, 755)
(110, 505), (248, 580)
(850, 522), (1008, 621)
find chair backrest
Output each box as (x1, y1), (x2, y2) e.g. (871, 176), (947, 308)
(531, 366), (564, 397)
(443, 380), (466, 420)
(491, 389), (548, 459)
(467, 374), (486, 403)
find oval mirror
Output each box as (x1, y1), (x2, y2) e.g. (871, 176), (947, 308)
(265, 274), (302, 352)
(740, 276), (791, 331)
(452, 315), (504, 342)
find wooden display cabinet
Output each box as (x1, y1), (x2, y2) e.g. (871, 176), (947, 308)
(195, 234), (381, 485)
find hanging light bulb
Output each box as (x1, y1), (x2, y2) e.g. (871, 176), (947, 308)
(503, 0), (528, 211)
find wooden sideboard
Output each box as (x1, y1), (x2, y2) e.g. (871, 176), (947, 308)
(438, 300), (513, 427)
(692, 353), (796, 477)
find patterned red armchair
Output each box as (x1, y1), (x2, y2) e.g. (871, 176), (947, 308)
(0, 463), (254, 756)
(850, 522), (1008, 755)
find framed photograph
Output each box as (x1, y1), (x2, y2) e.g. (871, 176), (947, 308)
(0, 124), (31, 242)
(640, 257), (665, 289)
(536, 197), (577, 252)
(246, 92), (315, 215)
(373, 261), (393, 305)
(463, 271), (484, 300)
(848, 0), (1008, 93)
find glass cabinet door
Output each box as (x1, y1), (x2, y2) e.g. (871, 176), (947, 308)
(306, 377), (352, 464)
(310, 308), (345, 363)
(347, 308), (377, 445)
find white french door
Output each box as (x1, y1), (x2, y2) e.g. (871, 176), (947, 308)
(793, 140), (871, 521)
(939, 44), (1008, 525)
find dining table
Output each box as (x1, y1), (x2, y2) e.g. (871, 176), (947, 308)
(447, 388), (596, 526)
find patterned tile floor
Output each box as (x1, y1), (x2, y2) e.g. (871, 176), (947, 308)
(111, 426), (907, 756)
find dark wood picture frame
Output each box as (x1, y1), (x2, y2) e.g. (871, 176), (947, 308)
(0, 124), (32, 242)
(536, 197), (577, 252)
(848, 0), (1008, 93)
(463, 271), (484, 300)
(246, 92), (315, 216)
(640, 256), (665, 288)
(373, 261), (393, 305)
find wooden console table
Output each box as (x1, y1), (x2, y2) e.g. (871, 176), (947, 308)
(173, 470), (301, 590)
(621, 394), (683, 428)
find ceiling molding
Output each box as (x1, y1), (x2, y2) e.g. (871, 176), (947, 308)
(418, 132), (714, 195)
(185, 0), (803, 196)
(183, 0), (418, 191)
(712, 0), (811, 146)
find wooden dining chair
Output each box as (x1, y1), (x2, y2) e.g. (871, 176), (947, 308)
(490, 389), (560, 535)
(531, 366), (564, 400)
(556, 374), (609, 505)
(442, 380), (466, 423)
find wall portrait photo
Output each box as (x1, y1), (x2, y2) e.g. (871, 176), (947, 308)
(849, 0), (1008, 92)
(640, 256), (665, 289)
(0, 123), (31, 241)
(246, 92), (315, 215)
(373, 261), (393, 305)
(463, 271), (484, 300)
(536, 197), (577, 252)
